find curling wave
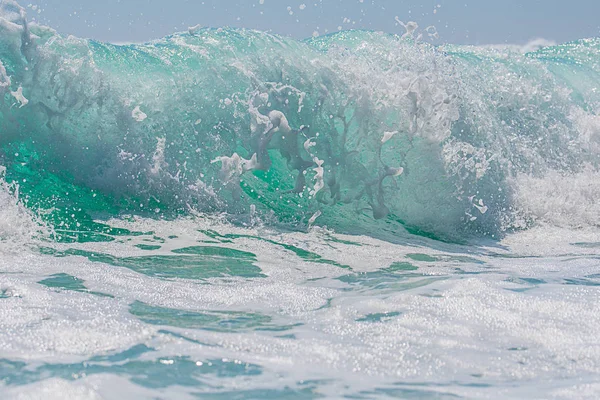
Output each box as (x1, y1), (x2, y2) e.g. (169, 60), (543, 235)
(1, 0), (599, 240)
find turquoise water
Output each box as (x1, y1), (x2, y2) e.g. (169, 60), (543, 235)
(2, 1), (600, 398)
(1, 0), (599, 240)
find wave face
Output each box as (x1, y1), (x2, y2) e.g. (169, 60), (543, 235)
(1, 1), (600, 240)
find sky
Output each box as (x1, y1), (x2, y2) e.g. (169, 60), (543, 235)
(22, 0), (600, 45)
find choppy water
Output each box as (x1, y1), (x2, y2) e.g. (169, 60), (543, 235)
(1, 0), (600, 398)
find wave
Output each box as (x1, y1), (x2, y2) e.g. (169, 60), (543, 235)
(0, 167), (47, 248)
(1, 0), (599, 241)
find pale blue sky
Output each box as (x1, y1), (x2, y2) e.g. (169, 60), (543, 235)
(23, 0), (600, 45)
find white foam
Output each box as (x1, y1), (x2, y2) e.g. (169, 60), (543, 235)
(512, 166), (600, 228)
(308, 210), (322, 226)
(2, 378), (104, 400)
(0, 60), (11, 89)
(309, 157), (325, 197)
(0, 174), (46, 249)
(0, 211), (597, 397)
(381, 130), (398, 143)
(268, 110), (291, 133)
(478, 38), (558, 54)
(131, 105), (147, 122)
(10, 86), (28, 107)
(211, 153), (258, 185)
(150, 137), (167, 175)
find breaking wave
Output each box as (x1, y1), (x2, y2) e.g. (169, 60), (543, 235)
(1, 0), (599, 240)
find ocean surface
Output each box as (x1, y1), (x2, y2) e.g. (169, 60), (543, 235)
(1, 0), (600, 398)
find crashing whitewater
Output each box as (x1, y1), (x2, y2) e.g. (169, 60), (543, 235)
(0, 0), (599, 241)
(2, 0), (600, 399)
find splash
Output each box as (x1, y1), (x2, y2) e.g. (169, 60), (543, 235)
(0, 166), (47, 247)
(0, 0), (599, 241)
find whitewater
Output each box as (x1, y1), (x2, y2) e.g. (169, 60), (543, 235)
(1, 0), (600, 398)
